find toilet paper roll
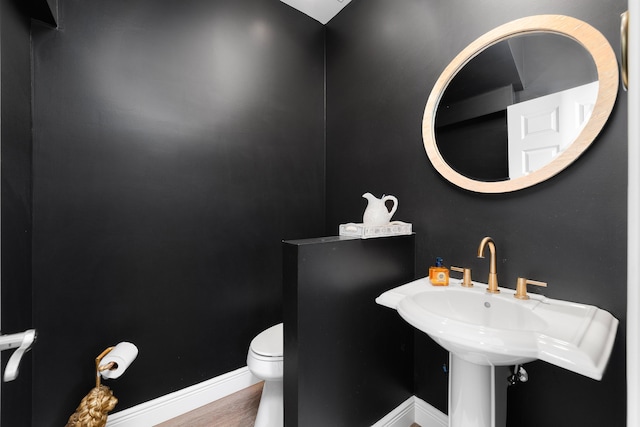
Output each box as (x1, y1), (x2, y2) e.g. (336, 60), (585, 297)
(99, 342), (138, 380)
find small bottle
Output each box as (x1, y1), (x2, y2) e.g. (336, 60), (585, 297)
(429, 257), (444, 281)
(430, 257), (450, 286)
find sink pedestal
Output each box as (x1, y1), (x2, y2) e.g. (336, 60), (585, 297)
(449, 354), (507, 427)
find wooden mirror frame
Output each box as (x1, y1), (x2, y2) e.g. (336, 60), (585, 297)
(422, 15), (619, 193)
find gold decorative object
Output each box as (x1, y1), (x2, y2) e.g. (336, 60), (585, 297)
(65, 347), (119, 427)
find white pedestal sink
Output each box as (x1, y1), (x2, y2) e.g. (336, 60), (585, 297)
(376, 277), (618, 427)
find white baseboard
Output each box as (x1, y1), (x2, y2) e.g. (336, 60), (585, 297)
(106, 366), (260, 427)
(106, 366), (447, 427)
(372, 396), (416, 426)
(414, 397), (448, 427)
(372, 396), (448, 427)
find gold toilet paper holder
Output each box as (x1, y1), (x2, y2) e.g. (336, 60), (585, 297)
(95, 346), (116, 387)
(65, 347), (120, 427)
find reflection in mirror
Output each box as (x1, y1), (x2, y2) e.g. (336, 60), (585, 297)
(435, 34), (598, 182)
(422, 15), (619, 193)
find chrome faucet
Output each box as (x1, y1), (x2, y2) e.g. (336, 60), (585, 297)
(477, 236), (499, 293)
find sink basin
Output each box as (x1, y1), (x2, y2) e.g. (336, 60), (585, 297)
(377, 277), (618, 380)
(402, 288), (548, 366)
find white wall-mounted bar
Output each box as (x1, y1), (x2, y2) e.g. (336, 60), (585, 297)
(0, 329), (37, 382)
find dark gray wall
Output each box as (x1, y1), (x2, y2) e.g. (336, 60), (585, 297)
(31, 0), (324, 424)
(1, 0), (34, 424)
(326, 1), (627, 426)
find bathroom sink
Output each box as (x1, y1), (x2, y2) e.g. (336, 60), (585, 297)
(377, 277), (618, 380)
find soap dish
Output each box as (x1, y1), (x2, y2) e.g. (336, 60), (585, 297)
(339, 221), (412, 239)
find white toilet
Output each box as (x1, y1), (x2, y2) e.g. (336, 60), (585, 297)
(247, 323), (284, 427)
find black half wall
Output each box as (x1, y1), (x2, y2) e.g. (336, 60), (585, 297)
(283, 235), (415, 427)
(30, 0), (325, 424)
(326, 1), (627, 426)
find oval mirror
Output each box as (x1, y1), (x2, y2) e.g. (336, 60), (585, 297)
(422, 15), (619, 193)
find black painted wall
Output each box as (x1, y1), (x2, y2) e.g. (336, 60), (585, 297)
(1, 0), (34, 424)
(283, 235), (415, 426)
(30, 0), (324, 424)
(326, 1), (627, 426)
(2, 0), (630, 425)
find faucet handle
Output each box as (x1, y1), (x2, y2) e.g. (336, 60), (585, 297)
(451, 266), (473, 287)
(514, 277), (547, 300)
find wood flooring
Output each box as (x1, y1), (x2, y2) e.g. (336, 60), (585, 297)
(156, 382), (263, 427)
(155, 382), (422, 427)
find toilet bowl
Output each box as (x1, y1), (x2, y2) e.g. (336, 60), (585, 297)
(247, 323), (283, 427)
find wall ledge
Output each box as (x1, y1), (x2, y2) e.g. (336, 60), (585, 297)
(105, 367), (259, 427)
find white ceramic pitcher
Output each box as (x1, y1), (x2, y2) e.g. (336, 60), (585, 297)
(362, 192), (398, 226)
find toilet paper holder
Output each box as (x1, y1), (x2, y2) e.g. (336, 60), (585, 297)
(66, 344), (133, 427)
(94, 342), (138, 387)
(96, 346), (115, 387)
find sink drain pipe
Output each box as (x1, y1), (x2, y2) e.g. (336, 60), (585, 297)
(507, 365), (528, 386)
